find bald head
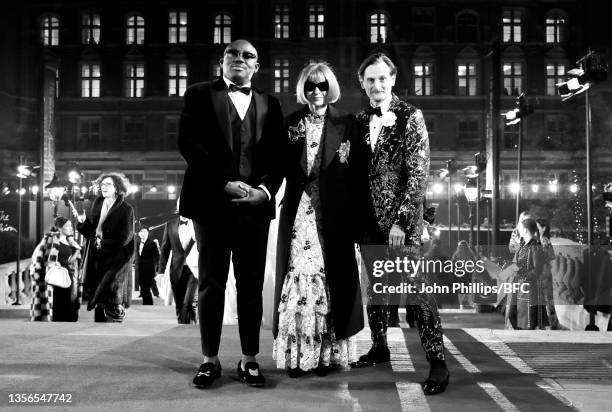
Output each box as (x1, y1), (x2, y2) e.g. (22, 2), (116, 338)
(221, 39), (259, 85)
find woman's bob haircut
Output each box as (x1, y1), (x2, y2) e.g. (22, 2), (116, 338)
(295, 62), (341, 105)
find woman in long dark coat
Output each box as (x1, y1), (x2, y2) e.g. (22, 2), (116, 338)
(272, 62), (364, 377)
(507, 218), (544, 329)
(75, 172), (135, 322)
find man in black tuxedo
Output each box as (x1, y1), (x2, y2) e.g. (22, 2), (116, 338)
(158, 214), (197, 324)
(135, 227), (160, 305)
(178, 39), (284, 388)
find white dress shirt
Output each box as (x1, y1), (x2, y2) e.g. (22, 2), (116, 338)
(95, 197), (116, 238)
(368, 97), (392, 152)
(223, 76), (252, 120)
(178, 217), (194, 251)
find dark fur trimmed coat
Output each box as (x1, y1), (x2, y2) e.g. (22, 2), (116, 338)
(77, 195), (135, 310)
(29, 230), (82, 321)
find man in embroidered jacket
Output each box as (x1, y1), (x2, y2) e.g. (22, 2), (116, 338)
(351, 53), (449, 396)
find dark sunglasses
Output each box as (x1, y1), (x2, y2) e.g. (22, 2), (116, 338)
(304, 81), (329, 93)
(224, 48), (258, 60)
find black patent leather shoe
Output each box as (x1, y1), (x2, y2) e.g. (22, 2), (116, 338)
(422, 370), (449, 395)
(287, 367), (306, 378)
(350, 346), (391, 368)
(238, 361), (266, 387)
(193, 362), (221, 388)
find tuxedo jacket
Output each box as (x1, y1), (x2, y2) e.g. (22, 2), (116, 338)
(177, 78), (285, 223)
(135, 238), (160, 282)
(355, 95), (430, 245)
(159, 217), (195, 279)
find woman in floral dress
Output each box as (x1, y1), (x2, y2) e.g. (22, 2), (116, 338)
(272, 63), (364, 377)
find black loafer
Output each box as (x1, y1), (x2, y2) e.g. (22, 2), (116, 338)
(238, 361), (266, 387)
(193, 362), (221, 388)
(314, 364), (330, 376)
(422, 371), (449, 396)
(350, 346), (390, 368)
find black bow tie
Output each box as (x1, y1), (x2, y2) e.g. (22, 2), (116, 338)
(228, 84), (251, 95)
(365, 106), (383, 117)
(179, 219), (188, 225)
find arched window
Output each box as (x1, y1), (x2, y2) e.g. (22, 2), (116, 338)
(40, 14), (59, 46)
(213, 13), (232, 44)
(456, 11), (479, 43)
(369, 12), (388, 43)
(169, 11), (187, 44)
(81, 12), (101, 45)
(126, 14), (145, 45)
(545, 11), (567, 43)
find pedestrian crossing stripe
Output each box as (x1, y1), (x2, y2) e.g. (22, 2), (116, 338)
(465, 329), (536, 374)
(477, 382), (520, 412)
(443, 335), (481, 373)
(536, 379), (578, 410)
(396, 382), (431, 412)
(388, 328), (416, 372)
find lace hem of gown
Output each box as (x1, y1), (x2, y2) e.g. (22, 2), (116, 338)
(272, 270), (357, 370)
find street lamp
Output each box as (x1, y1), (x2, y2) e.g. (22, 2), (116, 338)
(504, 93), (534, 223)
(45, 173), (66, 218)
(453, 182), (463, 244)
(557, 50), (608, 331)
(66, 165), (82, 227)
(464, 177), (478, 248)
(13, 160), (32, 306)
(473, 152), (487, 255)
(438, 159), (456, 250)
(14, 159), (40, 305)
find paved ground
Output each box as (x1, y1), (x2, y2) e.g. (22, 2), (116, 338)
(1, 305), (611, 412)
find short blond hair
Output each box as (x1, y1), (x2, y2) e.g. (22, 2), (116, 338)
(295, 62), (341, 104)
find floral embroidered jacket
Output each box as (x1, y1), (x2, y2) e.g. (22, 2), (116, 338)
(356, 95), (430, 244)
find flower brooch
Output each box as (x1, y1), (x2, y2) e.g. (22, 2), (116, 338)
(288, 119), (306, 142)
(381, 111), (397, 127)
(337, 141), (351, 164)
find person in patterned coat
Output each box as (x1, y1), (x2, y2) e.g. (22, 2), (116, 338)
(29, 216), (82, 322)
(350, 53), (449, 396)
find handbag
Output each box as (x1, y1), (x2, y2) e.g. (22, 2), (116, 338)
(46, 261), (72, 288)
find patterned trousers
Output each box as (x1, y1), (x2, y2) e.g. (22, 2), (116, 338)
(362, 236), (445, 362)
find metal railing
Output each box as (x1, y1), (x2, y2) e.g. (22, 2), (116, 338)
(0, 259), (31, 307)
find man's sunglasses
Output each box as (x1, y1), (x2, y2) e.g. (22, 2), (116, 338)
(304, 81), (329, 93)
(224, 48), (258, 60)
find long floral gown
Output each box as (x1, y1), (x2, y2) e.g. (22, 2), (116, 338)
(272, 113), (357, 371)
